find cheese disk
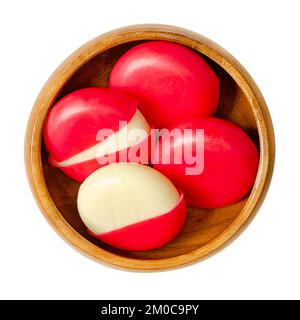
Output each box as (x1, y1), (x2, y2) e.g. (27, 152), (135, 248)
(77, 163), (187, 251)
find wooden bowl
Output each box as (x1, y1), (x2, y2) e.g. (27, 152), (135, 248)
(25, 24), (275, 271)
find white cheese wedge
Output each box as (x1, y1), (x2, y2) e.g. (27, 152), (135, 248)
(77, 163), (180, 234)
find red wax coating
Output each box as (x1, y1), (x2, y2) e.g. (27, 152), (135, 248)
(109, 41), (219, 128)
(44, 87), (138, 162)
(94, 192), (187, 251)
(153, 117), (259, 208)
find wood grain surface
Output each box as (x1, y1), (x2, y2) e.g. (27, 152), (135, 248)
(25, 24), (275, 271)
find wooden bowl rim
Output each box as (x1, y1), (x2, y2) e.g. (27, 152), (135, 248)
(24, 24), (275, 271)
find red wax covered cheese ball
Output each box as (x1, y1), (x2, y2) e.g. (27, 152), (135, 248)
(153, 117), (259, 208)
(109, 41), (219, 128)
(77, 163), (187, 251)
(44, 87), (152, 182)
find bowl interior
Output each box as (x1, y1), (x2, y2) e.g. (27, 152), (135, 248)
(42, 41), (259, 260)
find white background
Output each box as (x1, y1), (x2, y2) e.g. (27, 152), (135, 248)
(0, 0), (299, 300)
